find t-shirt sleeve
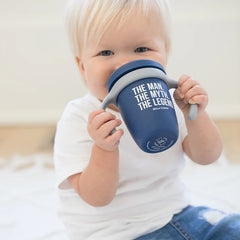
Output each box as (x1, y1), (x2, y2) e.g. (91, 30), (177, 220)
(175, 105), (188, 142)
(54, 102), (93, 190)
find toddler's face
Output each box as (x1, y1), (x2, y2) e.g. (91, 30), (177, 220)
(77, 10), (168, 102)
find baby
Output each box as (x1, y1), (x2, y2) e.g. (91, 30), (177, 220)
(54, 0), (240, 239)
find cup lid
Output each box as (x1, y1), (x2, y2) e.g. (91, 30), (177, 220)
(107, 59), (166, 92)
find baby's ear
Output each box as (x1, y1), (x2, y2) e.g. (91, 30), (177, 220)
(75, 56), (85, 78)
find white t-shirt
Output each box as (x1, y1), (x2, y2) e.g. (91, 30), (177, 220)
(54, 92), (190, 240)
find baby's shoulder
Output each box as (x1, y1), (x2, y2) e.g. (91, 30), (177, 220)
(60, 93), (101, 122)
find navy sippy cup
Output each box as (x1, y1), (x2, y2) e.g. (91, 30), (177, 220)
(101, 59), (197, 153)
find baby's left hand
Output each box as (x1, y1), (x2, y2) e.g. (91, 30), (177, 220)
(173, 74), (208, 117)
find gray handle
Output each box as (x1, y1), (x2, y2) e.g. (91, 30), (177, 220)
(101, 68), (198, 121)
(101, 96), (117, 135)
(165, 77), (198, 121)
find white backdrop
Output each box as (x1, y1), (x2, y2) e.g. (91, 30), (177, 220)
(0, 0), (239, 125)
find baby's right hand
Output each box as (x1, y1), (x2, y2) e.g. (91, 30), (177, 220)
(87, 109), (124, 152)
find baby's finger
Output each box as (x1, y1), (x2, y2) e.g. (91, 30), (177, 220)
(105, 129), (124, 146)
(99, 119), (122, 138)
(180, 78), (199, 97)
(92, 112), (116, 130)
(184, 85), (207, 102)
(173, 87), (182, 100)
(178, 74), (191, 88)
(88, 109), (105, 124)
(190, 94), (208, 106)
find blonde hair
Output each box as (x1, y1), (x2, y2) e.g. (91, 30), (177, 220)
(65, 0), (172, 58)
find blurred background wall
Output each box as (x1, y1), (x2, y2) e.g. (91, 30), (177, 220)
(0, 0), (239, 125)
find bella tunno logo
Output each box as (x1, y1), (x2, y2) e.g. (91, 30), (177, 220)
(146, 137), (174, 152)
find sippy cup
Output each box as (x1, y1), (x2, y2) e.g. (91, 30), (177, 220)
(101, 59), (197, 153)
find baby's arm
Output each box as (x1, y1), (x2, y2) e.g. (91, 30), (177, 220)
(68, 109), (123, 207)
(174, 75), (223, 165)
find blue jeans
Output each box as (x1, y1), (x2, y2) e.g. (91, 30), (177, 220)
(135, 206), (240, 240)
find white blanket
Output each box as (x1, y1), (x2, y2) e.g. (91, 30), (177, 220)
(0, 154), (239, 240)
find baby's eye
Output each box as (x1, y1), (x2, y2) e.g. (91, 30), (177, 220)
(98, 50), (114, 56)
(135, 47), (149, 53)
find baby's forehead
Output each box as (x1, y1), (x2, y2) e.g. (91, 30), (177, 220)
(87, 9), (164, 46)
(65, 0), (171, 57)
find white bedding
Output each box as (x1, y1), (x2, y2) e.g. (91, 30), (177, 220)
(0, 154), (239, 240)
